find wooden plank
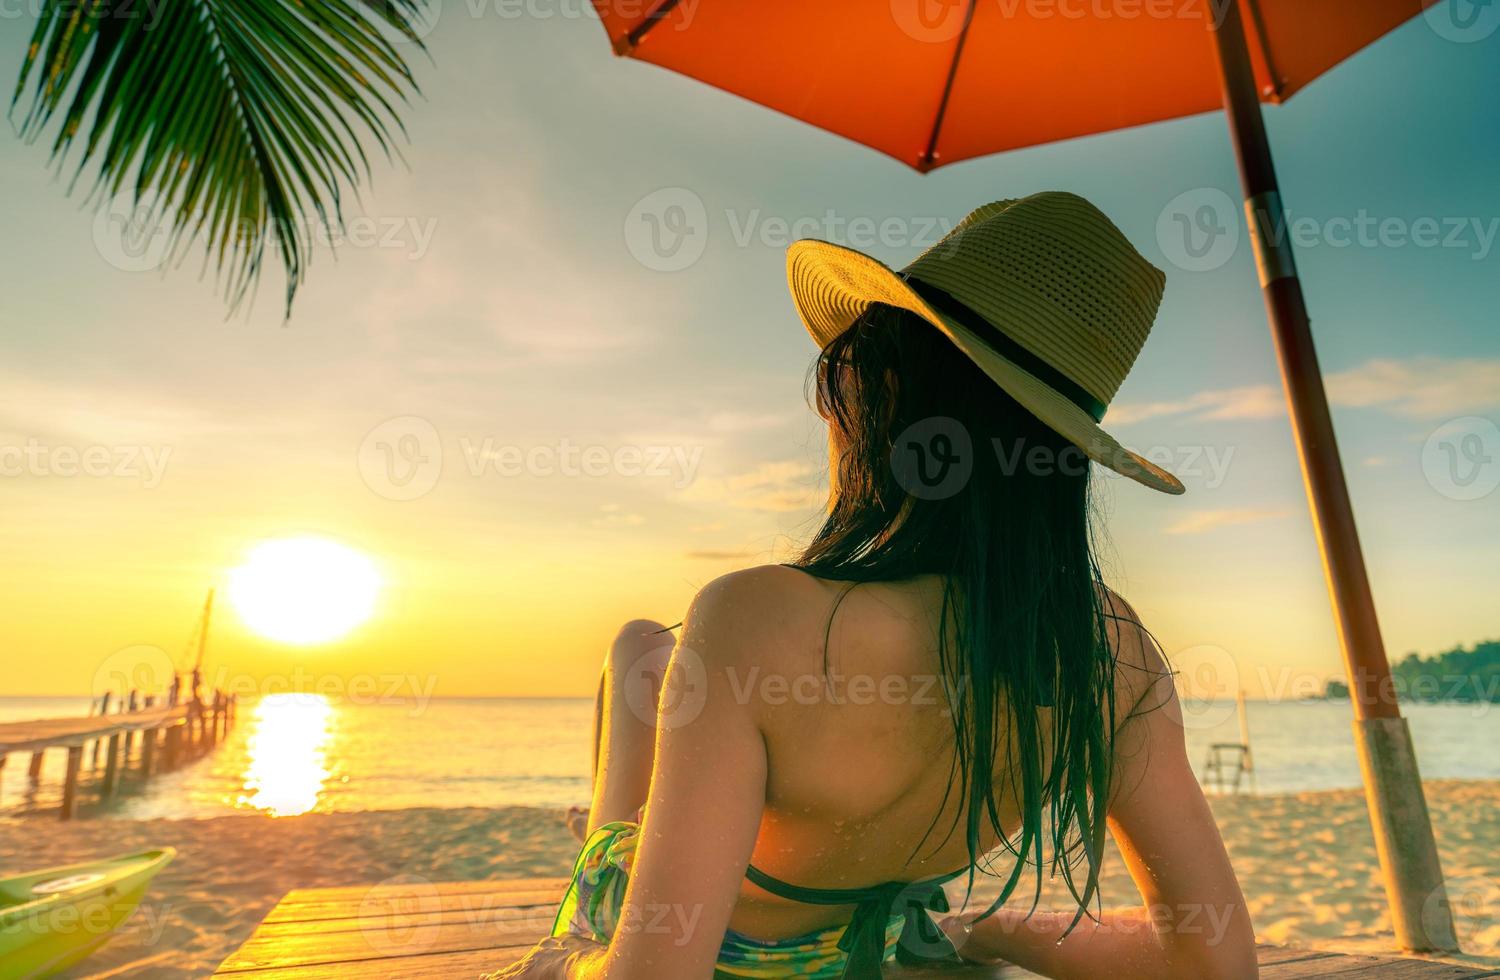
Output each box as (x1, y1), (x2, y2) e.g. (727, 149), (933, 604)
(1253, 944), (1342, 967)
(264, 888), (564, 926)
(215, 944), (1024, 978)
(0, 704), (190, 753)
(1264, 953), (1497, 979)
(215, 945), (532, 978)
(217, 913), (557, 972)
(255, 900), (560, 939)
(214, 879), (1500, 979)
(274, 878), (569, 907)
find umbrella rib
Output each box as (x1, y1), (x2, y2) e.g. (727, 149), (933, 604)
(621, 0), (684, 53)
(919, 0), (978, 172)
(1242, 0), (1285, 101)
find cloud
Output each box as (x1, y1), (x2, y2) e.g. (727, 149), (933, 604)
(679, 459), (824, 512)
(1111, 357), (1500, 426)
(1108, 385), (1282, 426)
(593, 503), (645, 527)
(1164, 508), (1291, 536)
(703, 411), (799, 434)
(684, 549), (757, 560)
(1324, 358), (1500, 418)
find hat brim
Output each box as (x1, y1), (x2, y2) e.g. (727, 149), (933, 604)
(787, 239), (1185, 496)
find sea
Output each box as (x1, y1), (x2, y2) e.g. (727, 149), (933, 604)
(1, 695), (1496, 820)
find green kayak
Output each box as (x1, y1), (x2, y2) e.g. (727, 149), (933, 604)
(0, 848), (175, 979)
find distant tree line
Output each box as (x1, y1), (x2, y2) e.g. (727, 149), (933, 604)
(1323, 639), (1500, 703)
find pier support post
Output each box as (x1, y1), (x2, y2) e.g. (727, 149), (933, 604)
(102, 732), (123, 799)
(61, 745), (83, 820)
(141, 728), (158, 777)
(165, 724), (182, 770)
(0, 754), (6, 805)
(29, 750), (44, 781)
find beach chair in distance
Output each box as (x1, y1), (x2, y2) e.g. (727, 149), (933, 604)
(1204, 741), (1254, 794)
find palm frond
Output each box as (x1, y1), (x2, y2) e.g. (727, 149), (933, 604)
(11, 0), (428, 317)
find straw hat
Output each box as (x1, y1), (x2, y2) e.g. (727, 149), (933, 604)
(787, 191), (1184, 494)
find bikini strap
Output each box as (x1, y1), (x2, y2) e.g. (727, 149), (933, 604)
(744, 863), (965, 979)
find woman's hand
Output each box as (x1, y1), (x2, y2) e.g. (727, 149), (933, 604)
(483, 934), (603, 980)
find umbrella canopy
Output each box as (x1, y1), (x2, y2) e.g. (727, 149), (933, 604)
(592, 0), (1436, 171)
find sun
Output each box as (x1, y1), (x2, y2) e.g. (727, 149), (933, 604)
(228, 537), (381, 645)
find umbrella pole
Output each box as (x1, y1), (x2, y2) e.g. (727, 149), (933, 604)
(1209, 0), (1458, 954)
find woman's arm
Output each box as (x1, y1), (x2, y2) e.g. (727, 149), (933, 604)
(946, 594), (1258, 980)
(563, 571), (774, 980)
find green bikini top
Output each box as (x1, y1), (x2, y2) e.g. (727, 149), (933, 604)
(742, 861), (968, 978)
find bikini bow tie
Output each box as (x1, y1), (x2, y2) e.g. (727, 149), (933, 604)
(835, 878), (962, 979)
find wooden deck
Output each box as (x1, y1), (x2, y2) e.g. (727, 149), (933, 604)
(212, 878), (1497, 978)
(0, 694), (235, 819)
(0, 703), (190, 753)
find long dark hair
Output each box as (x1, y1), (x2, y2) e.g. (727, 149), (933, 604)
(793, 301), (1117, 924)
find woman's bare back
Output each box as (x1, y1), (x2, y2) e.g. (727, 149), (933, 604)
(719, 565), (1018, 939)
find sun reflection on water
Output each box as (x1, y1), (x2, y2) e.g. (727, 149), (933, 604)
(238, 693), (334, 816)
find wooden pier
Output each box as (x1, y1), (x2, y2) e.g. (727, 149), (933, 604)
(0, 690), (237, 820)
(211, 878), (1497, 978)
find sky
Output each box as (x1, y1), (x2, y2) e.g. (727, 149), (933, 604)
(0, 3), (1496, 700)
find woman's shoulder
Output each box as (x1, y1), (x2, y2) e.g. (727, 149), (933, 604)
(686, 564), (833, 626)
(1096, 585), (1179, 726)
(677, 565), (839, 668)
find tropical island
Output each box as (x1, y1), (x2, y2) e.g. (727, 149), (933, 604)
(1323, 639), (1500, 703)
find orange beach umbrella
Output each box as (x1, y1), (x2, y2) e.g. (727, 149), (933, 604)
(591, 0), (1436, 172)
(591, 0), (1461, 955)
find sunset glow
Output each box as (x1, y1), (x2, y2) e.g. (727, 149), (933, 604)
(237, 693), (334, 817)
(227, 538), (381, 645)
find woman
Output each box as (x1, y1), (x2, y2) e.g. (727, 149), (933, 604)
(497, 192), (1256, 979)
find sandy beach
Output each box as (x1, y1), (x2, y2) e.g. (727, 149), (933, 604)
(3, 780), (1495, 978)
